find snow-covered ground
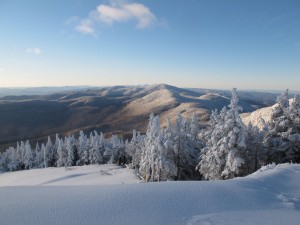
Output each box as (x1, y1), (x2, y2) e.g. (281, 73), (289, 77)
(0, 164), (139, 186)
(0, 164), (299, 225)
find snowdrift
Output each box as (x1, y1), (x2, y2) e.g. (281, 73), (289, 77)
(0, 164), (299, 225)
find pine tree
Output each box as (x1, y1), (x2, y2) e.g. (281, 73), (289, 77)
(125, 129), (145, 169)
(44, 137), (53, 167)
(8, 147), (20, 171)
(139, 114), (160, 181)
(34, 143), (44, 168)
(41, 143), (48, 168)
(23, 140), (33, 170)
(198, 88), (247, 180)
(66, 136), (75, 167)
(57, 138), (67, 167)
(264, 90), (300, 163)
(77, 130), (88, 165)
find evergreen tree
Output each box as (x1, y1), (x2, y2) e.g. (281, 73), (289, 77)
(125, 129), (145, 169)
(139, 114), (160, 181)
(34, 143), (44, 168)
(66, 136), (76, 167)
(23, 140), (33, 170)
(264, 90), (300, 163)
(77, 130), (88, 165)
(44, 137), (53, 167)
(57, 138), (67, 167)
(198, 88), (247, 180)
(8, 147), (20, 171)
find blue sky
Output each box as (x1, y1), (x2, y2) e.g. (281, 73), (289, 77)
(0, 0), (299, 90)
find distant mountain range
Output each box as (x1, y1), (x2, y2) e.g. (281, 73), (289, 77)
(0, 86), (94, 97)
(0, 84), (281, 150)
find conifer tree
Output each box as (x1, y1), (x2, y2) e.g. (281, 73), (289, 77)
(23, 140), (33, 169)
(198, 88), (247, 180)
(264, 90), (300, 163)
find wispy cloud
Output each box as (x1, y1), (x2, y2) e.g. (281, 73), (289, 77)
(75, 0), (157, 34)
(26, 48), (42, 55)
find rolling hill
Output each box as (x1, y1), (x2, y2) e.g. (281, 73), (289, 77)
(0, 84), (277, 150)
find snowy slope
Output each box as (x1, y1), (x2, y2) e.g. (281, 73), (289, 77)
(0, 165), (139, 186)
(0, 164), (300, 225)
(242, 105), (274, 129)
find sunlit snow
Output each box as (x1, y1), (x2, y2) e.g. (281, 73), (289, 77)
(0, 164), (299, 225)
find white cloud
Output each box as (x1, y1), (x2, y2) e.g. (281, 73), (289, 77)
(76, 19), (95, 34)
(76, 0), (156, 34)
(26, 48), (42, 55)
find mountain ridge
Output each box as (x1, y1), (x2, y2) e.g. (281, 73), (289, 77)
(0, 84), (278, 150)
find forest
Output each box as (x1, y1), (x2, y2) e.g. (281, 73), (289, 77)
(1, 88), (299, 181)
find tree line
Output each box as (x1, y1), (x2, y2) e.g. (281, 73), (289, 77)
(0, 88), (299, 181)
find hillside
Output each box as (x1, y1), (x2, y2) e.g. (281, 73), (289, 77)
(0, 84), (275, 150)
(242, 105), (274, 129)
(0, 163), (299, 225)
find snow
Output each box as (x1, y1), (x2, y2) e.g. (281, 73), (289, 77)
(242, 105), (274, 129)
(0, 164), (139, 186)
(0, 164), (300, 225)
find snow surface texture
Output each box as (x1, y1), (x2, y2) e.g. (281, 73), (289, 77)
(0, 164), (300, 225)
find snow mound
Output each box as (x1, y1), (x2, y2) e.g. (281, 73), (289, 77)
(0, 164), (300, 225)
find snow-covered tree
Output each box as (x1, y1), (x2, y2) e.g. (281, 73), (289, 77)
(23, 140), (33, 169)
(41, 143), (48, 168)
(198, 88), (247, 180)
(125, 129), (145, 169)
(66, 135), (78, 167)
(44, 137), (53, 167)
(264, 90), (300, 163)
(139, 114), (161, 181)
(89, 131), (104, 164)
(173, 113), (199, 180)
(34, 143), (44, 168)
(57, 138), (67, 167)
(7, 147), (20, 171)
(76, 130), (88, 165)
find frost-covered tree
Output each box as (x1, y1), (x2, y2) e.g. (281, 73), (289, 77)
(41, 143), (48, 168)
(7, 147), (20, 171)
(76, 130), (88, 166)
(139, 114), (161, 181)
(66, 135), (78, 167)
(136, 113), (201, 182)
(173, 113), (199, 180)
(57, 138), (67, 167)
(89, 131), (105, 164)
(125, 129), (145, 169)
(244, 122), (267, 173)
(106, 135), (124, 164)
(23, 140), (33, 169)
(264, 90), (300, 163)
(44, 137), (53, 167)
(156, 128), (177, 181)
(191, 112), (199, 140)
(198, 88), (247, 180)
(34, 143), (44, 168)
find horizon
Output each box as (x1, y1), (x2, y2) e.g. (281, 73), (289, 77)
(0, 83), (298, 94)
(1, 0), (300, 89)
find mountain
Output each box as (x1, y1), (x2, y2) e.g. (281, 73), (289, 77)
(0, 86), (94, 97)
(0, 84), (276, 150)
